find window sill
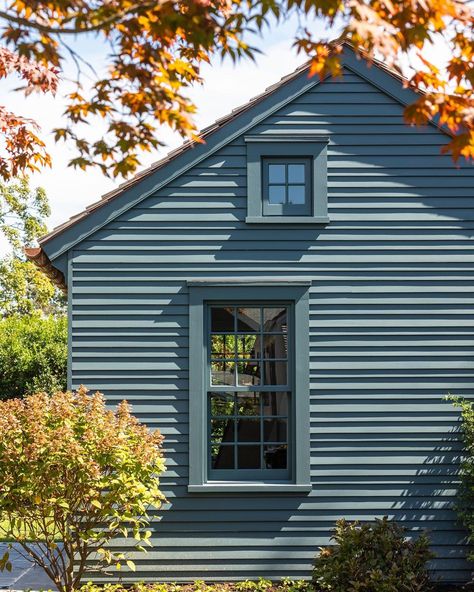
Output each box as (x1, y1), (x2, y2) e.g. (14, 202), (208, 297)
(245, 216), (329, 225)
(188, 483), (312, 494)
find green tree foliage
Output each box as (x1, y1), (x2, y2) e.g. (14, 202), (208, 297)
(0, 176), (49, 250)
(0, 177), (66, 316)
(0, 314), (67, 399)
(0, 387), (165, 592)
(313, 517), (434, 592)
(449, 396), (474, 562)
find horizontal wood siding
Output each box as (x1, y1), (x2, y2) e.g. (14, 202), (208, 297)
(70, 68), (473, 583)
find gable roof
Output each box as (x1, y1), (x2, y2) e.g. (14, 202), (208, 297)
(27, 40), (444, 289)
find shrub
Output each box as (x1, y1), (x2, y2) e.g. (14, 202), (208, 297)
(0, 387), (165, 592)
(450, 396), (474, 561)
(313, 517), (434, 592)
(78, 582), (313, 592)
(0, 313), (67, 399)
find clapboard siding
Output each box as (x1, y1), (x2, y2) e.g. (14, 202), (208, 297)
(68, 65), (473, 583)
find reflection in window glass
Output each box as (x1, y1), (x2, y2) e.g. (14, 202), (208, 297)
(211, 307), (235, 332)
(208, 391), (289, 472)
(264, 445), (287, 469)
(208, 305), (291, 476)
(236, 392), (260, 416)
(236, 308), (261, 332)
(288, 163), (305, 183)
(262, 361), (287, 386)
(268, 164), (286, 184)
(263, 308), (287, 332)
(268, 185), (285, 205)
(288, 185), (306, 204)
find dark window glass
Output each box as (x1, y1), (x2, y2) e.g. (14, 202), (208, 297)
(208, 304), (291, 476)
(238, 445), (261, 469)
(264, 445), (287, 469)
(208, 391), (290, 472)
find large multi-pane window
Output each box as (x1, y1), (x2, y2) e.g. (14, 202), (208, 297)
(208, 305), (290, 479)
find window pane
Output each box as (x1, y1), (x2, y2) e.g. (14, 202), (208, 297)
(263, 334), (287, 359)
(288, 163), (305, 183)
(268, 163), (285, 183)
(262, 392), (289, 416)
(211, 307), (235, 332)
(264, 445), (287, 469)
(238, 445), (261, 469)
(264, 418), (287, 442)
(237, 418), (261, 442)
(262, 361), (287, 385)
(288, 185), (306, 205)
(236, 308), (261, 332)
(210, 392), (235, 416)
(211, 418), (234, 444)
(237, 361), (260, 386)
(237, 334), (259, 359)
(212, 445), (234, 469)
(263, 307), (287, 332)
(236, 392), (260, 416)
(211, 361), (235, 386)
(211, 334), (235, 359)
(268, 185), (285, 204)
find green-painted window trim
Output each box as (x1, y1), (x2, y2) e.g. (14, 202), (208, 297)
(245, 134), (329, 224)
(188, 282), (311, 493)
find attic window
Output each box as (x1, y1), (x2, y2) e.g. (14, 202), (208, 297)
(245, 135), (329, 224)
(263, 158), (311, 216)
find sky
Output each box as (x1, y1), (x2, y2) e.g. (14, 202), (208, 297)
(0, 16), (451, 256)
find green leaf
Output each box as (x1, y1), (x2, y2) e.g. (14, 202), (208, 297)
(126, 560), (136, 572)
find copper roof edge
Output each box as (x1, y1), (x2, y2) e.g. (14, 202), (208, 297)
(25, 247), (67, 292)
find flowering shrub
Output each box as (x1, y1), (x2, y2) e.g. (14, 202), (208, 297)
(313, 517), (433, 592)
(0, 387), (165, 592)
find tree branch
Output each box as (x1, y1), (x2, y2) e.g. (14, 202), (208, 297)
(0, 3), (160, 36)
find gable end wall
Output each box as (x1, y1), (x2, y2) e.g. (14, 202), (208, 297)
(69, 68), (473, 583)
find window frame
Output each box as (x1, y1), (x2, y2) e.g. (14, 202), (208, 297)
(262, 158), (312, 216)
(188, 281), (311, 494)
(207, 303), (293, 481)
(245, 134), (329, 224)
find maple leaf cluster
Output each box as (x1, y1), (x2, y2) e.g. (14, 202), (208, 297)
(0, 0), (472, 180)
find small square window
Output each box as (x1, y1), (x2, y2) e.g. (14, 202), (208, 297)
(263, 158), (311, 216)
(245, 135), (329, 224)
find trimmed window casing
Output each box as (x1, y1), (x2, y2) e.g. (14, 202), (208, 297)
(245, 135), (329, 224)
(188, 281), (311, 493)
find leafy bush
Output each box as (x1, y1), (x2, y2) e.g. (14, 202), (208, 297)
(313, 517), (434, 592)
(0, 387), (165, 592)
(0, 313), (67, 399)
(79, 582), (313, 592)
(450, 396), (474, 561)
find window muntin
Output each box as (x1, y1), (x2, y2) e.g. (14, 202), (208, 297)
(262, 158), (311, 216)
(208, 305), (291, 480)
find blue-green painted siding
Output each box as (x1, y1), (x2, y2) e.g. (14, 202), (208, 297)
(68, 67), (473, 583)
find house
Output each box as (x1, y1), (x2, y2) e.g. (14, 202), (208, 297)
(27, 41), (474, 584)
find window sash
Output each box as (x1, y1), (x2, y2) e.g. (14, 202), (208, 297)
(206, 303), (293, 481)
(262, 157), (312, 216)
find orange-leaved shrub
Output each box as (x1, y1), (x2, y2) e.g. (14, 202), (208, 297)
(0, 386), (165, 592)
